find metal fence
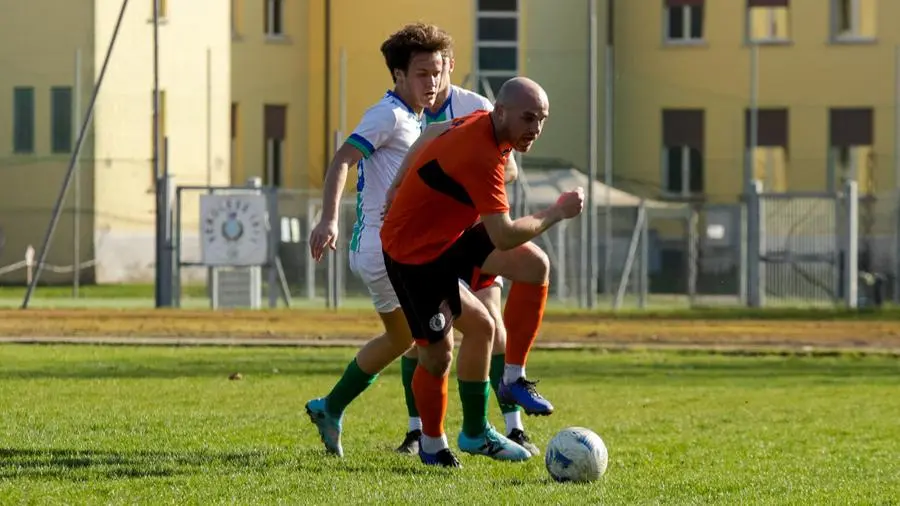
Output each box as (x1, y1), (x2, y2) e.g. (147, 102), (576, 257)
(163, 174), (899, 311)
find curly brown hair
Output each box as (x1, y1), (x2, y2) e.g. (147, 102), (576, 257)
(380, 23), (454, 83)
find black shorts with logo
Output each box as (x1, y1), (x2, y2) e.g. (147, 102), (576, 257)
(382, 223), (496, 344)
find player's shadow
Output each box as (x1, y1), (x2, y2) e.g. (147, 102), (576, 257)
(0, 356), (366, 381)
(0, 447), (426, 480)
(0, 447), (275, 480)
(291, 448), (429, 477)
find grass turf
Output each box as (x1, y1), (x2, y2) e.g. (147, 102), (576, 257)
(0, 345), (897, 504)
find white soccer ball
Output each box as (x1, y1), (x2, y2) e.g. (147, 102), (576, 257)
(544, 427), (609, 483)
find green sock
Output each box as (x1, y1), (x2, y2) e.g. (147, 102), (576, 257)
(490, 354), (520, 414)
(400, 355), (419, 418)
(325, 358), (377, 417)
(459, 380), (490, 438)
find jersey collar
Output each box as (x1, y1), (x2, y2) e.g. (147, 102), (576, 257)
(425, 86), (453, 121)
(386, 90), (416, 115)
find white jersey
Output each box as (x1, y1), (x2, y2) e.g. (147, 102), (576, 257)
(424, 85), (493, 125)
(347, 91), (424, 253)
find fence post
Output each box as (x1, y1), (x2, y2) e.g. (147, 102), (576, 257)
(639, 201), (649, 309)
(267, 185), (279, 309)
(687, 205), (699, 307)
(747, 180), (763, 307)
(25, 245), (35, 286)
(613, 204), (646, 310)
(895, 188), (900, 303)
(306, 199), (316, 300)
(844, 180), (859, 309)
(326, 130), (344, 310)
(555, 221), (567, 302)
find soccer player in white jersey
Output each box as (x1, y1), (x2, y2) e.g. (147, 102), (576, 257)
(305, 24), (529, 463)
(393, 51), (540, 458)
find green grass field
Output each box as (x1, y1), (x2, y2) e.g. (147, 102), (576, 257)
(1, 345), (898, 505)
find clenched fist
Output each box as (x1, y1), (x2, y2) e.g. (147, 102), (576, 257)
(555, 186), (585, 219)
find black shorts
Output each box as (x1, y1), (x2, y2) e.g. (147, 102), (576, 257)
(383, 223), (496, 345)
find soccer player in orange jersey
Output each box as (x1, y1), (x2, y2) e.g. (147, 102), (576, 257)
(381, 77), (585, 467)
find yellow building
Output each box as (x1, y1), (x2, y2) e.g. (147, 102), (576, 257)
(4, 0), (897, 285)
(0, 0), (230, 284)
(614, 0), (899, 202)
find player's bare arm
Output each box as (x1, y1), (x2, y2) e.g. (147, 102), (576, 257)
(309, 142), (364, 262)
(480, 187), (584, 251)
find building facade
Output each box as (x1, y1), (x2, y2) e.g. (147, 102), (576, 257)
(615, 0), (897, 202)
(2, 0), (898, 283)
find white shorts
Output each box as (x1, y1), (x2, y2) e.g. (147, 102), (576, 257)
(349, 250), (400, 313)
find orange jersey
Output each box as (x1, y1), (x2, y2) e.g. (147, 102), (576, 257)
(381, 110), (511, 264)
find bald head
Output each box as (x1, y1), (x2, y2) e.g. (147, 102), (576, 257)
(492, 77), (549, 153)
(496, 77), (548, 110)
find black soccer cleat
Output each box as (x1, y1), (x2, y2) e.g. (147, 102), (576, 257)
(419, 447), (462, 468)
(507, 428), (541, 456)
(395, 429), (422, 455)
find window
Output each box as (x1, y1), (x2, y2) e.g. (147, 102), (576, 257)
(833, 0), (876, 40)
(662, 109), (704, 197)
(665, 146), (704, 195)
(664, 0), (704, 43)
(475, 0), (518, 99)
(265, 0), (284, 37)
(479, 0), (516, 10)
(747, 0), (790, 42)
(829, 108), (874, 194)
(51, 87), (73, 153)
(745, 108), (789, 191)
(13, 87), (35, 154)
(264, 105), (286, 187)
(478, 47), (517, 72)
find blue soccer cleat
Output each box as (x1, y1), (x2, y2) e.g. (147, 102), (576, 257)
(498, 377), (554, 416)
(305, 397), (344, 457)
(457, 424), (531, 462)
(419, 447), (462, 468)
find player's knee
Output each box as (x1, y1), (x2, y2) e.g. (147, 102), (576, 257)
(419, 338), (453, 376)
(492, 319), (507, 349)
(527, 244), (551, 283)
(469, 309), (496, 346)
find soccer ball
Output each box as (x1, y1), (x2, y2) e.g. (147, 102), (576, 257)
(544, 427), (609, 483)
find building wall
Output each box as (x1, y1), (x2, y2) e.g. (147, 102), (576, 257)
(614, 0), (900, 202)
(0, 0), (96, 284)
(520, 0), (609, 173)
(231, 0), (310, 189)
(92, 0), (231, 282)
